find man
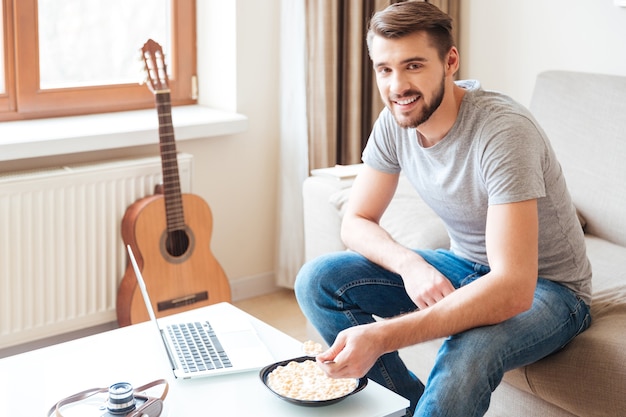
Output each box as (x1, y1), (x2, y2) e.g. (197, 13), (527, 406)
(295, 2), (592, 416)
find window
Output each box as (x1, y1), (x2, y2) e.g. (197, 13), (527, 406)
(0, 0), (196, 121)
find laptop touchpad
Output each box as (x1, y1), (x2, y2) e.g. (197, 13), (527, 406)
(221, 331), (264, 349)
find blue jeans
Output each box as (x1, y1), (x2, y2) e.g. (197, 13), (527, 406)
(294, 249), (591, 417)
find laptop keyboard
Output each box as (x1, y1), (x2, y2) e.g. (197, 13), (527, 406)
(167, 321), (233, 373)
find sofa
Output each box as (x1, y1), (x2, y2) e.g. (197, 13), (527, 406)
(301, 71), (626, 417)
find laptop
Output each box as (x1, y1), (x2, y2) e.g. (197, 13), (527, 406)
(126, 245), (275, 379)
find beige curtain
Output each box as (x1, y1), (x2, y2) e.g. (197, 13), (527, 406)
(305, 0), (460, 169)
(275, 0), (309, 288)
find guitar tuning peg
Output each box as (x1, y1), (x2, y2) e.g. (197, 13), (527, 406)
(138, 64), (148, 85)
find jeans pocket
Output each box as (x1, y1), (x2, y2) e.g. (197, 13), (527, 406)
(573, 297), (592, 336)
(557, 296), (592, 351)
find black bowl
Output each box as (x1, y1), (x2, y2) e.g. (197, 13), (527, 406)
(259, 356), (368, 407)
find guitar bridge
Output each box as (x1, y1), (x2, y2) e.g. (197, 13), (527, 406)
(157, 291), (209, 311)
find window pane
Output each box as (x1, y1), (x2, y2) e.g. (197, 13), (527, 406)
(38, 0), (171, 89)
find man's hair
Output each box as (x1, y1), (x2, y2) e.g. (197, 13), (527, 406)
(366, 1), (455, 61)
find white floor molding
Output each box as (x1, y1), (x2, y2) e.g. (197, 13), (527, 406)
(230, 271), (279, 302)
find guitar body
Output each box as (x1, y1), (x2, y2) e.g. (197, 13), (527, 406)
(117, 192), (231, 326)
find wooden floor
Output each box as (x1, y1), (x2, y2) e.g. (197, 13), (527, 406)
(233, 288), (309, 342)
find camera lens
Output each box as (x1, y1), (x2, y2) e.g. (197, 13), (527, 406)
(107, 382), (136, 415)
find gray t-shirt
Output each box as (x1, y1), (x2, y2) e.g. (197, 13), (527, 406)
(362, 80), (592, 303)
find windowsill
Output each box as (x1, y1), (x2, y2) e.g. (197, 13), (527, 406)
(0, 105), (248, 162)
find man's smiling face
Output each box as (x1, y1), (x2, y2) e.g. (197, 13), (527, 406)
(371, 31), (446, 129)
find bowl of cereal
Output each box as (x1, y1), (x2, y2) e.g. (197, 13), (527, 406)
(259, 356), (368, 406)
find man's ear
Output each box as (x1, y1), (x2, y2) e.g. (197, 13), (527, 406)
(445, 47), (460, 75)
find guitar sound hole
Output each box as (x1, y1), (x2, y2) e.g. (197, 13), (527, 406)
(166, 230), (190, 257)
(159, 227), (194, 264)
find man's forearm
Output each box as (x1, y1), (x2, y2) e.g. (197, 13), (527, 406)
(374, 271), (533, 354)
(341, 214), (427, 276)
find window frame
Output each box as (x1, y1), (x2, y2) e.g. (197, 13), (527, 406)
(1, 0), (196, 122)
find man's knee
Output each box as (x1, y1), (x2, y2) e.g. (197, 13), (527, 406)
(295, 252), (350, 309)
(432, 327), (511, 392)
(296, 253), (334, 295)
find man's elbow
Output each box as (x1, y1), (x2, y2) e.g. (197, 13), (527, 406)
(511, 296), (534, 316)
(505, 280), (537, 318)
(339, 217), (353, 248)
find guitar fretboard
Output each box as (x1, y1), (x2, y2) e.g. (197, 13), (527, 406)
(155, 91), (185, 232)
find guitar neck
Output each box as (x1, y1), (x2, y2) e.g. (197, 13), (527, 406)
(155, 90), (185, 232)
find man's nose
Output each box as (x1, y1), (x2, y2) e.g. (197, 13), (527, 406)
(389, 72), (411, 96)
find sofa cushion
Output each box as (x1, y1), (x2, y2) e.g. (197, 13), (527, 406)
(503, 235), (626, 417)
(330, 175), (450, 250)
(530, 71), (626, 247)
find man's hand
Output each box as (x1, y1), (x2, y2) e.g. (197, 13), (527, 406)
(401, 260), (455, 310)
(316, 322), (385, 379)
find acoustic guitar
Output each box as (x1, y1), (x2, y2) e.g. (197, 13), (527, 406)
(116, 39), (231, 327)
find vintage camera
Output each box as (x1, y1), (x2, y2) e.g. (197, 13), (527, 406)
(49, 381), (166, 417)
(101, 382), (163, 417)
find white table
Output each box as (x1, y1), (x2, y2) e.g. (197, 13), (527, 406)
(0, 303), (409, 416)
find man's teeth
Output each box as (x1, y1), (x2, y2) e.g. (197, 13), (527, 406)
(396, 96), (418, 105)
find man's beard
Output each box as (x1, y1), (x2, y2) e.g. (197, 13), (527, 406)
(391, 76), (446, 129)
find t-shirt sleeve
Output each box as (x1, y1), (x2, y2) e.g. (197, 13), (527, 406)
(362, 109), (402, 174)
(479, 113), (548, 205)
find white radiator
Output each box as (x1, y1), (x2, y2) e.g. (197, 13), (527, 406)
(0, 154), (193, 349)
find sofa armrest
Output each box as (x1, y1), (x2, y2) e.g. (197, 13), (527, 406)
(302, 175), (352, 261)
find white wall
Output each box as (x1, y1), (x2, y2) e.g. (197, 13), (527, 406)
(177, 0), (281, 297)
(460, 0), (626, 106)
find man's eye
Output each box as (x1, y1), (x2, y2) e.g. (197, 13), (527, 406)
(408, 63), (422, 70)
